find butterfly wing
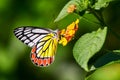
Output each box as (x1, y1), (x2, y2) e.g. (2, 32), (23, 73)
(14, 26), (59, 67)
(14, 27), (51, 47)
(31, 32), (58, 67)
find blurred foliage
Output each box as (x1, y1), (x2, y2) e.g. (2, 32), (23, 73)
(87, 62), (120, 80)
(0, 0), (120, 80)
(0, 0), (85, 80)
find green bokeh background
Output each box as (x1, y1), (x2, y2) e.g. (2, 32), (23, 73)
(0, 0), (120, 80)
(0, 0), (85, 80)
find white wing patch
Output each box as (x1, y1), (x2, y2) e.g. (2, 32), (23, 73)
(14, 27), (52, 47)
(32, 29), (49, 33)
(27, 34), (34, 37)
(21, 36), (27, 40)
(30, 34), (39, 40)
(33, 35), (46, 43)
(24, 39), (30, 43)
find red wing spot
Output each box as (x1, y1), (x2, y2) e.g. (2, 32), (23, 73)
(31, 56), (54, 67)
(37, 59), (42, 66)
(31, 53), (38, 63)
(47, 58), (51, 65)
(31, 53), (36, 60)
(47, 57), (53, 65)
(34, 58), (38, 63)
(31, 46), (36, 53)
(50, 57), (54, 63)
(43, 59), (47, 66)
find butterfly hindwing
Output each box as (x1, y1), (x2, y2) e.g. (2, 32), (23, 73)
(31, 33), (58, 67)
(14, 27), (52, 47)
(14, 26), (59, 67)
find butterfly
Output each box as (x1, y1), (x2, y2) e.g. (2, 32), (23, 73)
(14, 26), (59, 67)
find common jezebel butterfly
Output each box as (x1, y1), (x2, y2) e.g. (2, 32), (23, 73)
(14, 26), (59, 67)
(14, 19), (79, 67)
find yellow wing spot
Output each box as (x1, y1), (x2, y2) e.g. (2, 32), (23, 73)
(37, 33), (58, 58)
(41, 33), (53, 41)
(48, 41), (53, 56)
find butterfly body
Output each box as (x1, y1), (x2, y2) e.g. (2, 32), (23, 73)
(14, 27), (59, 67)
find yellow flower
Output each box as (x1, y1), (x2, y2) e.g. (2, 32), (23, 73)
(59, 37), (68, 46)
(59, 19), (79, 46)
(75, 19), (79, 24)
(59, 29), (65, 35)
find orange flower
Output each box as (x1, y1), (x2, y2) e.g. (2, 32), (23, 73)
(67, 4), (76, 13)
(59, 19), (79, 46)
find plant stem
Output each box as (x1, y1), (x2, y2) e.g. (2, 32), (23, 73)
(90, 8), (120, 40)
(89, 8), (105, 27)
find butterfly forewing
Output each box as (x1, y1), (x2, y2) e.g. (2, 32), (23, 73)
(14, 27), (51, 47)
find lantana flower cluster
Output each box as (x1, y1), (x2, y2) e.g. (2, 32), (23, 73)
(59, 19), (79, 46)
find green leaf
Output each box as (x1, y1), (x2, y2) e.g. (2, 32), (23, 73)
(92, 0), (113, 10)
(73, 27), (107, 71)
(54, 0), (88, 22)
(86, 61), (120, 80)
